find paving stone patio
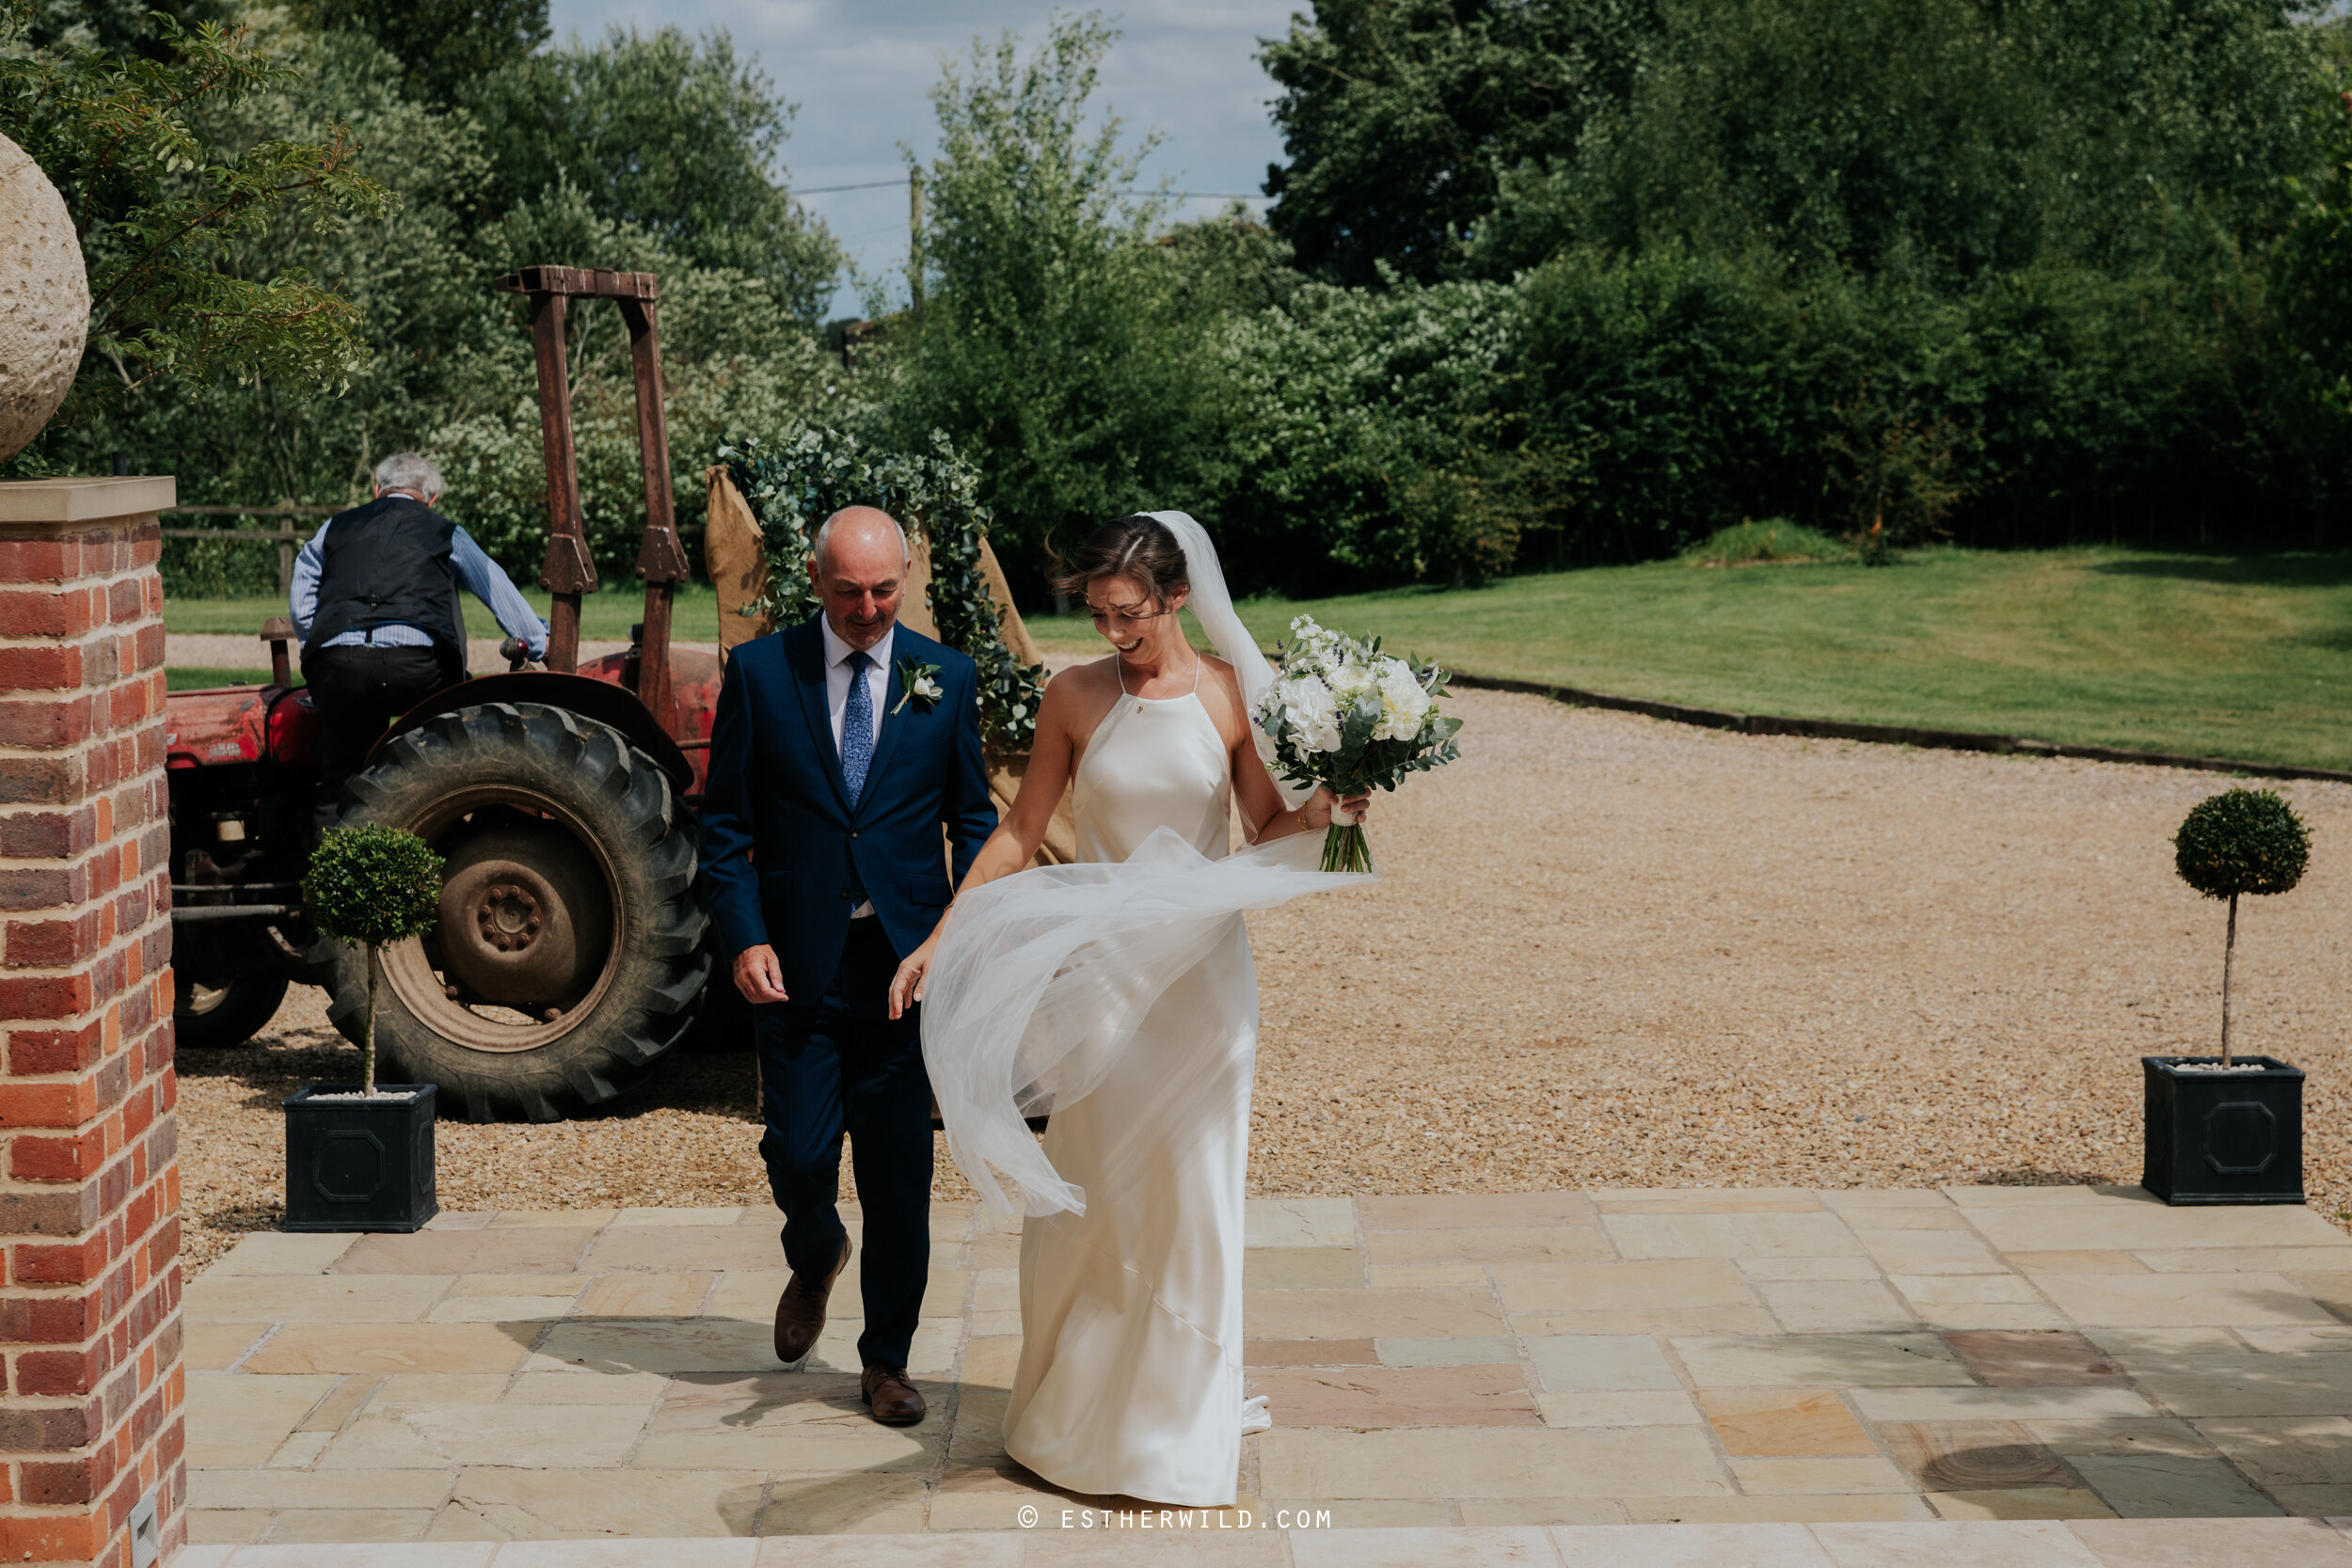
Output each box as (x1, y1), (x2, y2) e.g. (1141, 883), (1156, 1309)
(158, 1517), (2352, 1566)
(182, 1185), (2352, 1556)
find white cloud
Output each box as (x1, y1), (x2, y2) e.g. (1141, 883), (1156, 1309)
(546, 0), (1300, 317)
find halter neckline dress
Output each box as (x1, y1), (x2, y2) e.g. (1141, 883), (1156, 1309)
(998, 662), (1260, 1506)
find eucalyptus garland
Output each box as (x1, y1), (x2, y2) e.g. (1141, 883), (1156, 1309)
(718, 427), (1049, 752)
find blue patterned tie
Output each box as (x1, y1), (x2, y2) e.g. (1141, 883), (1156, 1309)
(841, 649), (875, 806)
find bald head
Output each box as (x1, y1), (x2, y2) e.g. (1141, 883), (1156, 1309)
(808, 506), (910, 652)
(813, 506), (908, 573)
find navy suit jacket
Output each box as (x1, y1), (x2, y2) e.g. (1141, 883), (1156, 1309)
(699, 617), (998, 1002)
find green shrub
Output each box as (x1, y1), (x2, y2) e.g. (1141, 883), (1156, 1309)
(1684, 520), (1849, 565)
(2171, 788), (2311, 1066)
(303, 824), (443, 1093)
(1214, 276), (1557, 591)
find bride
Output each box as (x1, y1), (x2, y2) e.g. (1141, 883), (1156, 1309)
(886, 511), (1369, 1507)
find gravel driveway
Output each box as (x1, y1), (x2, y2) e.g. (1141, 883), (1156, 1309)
(176, 688), (2352, 1274)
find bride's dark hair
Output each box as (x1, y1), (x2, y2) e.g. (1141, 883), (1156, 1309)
(1050, 515), (1189, 607)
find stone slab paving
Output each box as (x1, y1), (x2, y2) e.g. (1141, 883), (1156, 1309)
(181, 1186), (2352, 1551)
(158, 1517), (2352, 1565)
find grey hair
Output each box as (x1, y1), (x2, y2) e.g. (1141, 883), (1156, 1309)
(373, 451), (444, 499)
(812, 507), (909, 569)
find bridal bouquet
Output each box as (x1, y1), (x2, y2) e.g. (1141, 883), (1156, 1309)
(1253, 616), (1463, 873)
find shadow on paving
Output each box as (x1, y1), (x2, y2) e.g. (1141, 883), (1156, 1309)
(175, 1032), (762, 1124)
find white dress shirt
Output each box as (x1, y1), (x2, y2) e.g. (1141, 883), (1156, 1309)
(819, 617), (895, 917)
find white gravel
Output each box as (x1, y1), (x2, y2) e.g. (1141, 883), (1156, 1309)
(175, 689), (2352, 1275)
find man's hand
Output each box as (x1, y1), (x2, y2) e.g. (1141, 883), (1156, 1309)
(734, 944), (788, 1005)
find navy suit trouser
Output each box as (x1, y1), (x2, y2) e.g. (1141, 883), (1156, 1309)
(755, 916), (932, 1370)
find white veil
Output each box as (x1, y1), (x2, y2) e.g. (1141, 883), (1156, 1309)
(1143, 510), (1307, 804)
(919, 511), (1363, 1219)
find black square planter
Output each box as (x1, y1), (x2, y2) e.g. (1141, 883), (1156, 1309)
(2142, 1055), (2304, 1206)
(283, 1084), (439, 1232)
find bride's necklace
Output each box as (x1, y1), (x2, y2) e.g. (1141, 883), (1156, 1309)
(1117, 648), (1201, 706)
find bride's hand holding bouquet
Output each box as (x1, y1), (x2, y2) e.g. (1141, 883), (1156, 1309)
(1254, 616), (1462, 873)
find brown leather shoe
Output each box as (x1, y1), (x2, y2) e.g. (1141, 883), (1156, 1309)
(862, 1364), (926, 1426)
(772, 1236), (850, 1366)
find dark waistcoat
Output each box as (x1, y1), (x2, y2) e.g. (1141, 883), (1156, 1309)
(303, 496), (468, 662)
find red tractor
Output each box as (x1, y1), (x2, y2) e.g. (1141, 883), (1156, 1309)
(166, 269), (739, 1120)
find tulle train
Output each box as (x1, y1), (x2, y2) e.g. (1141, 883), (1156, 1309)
(920, 825), (1372, 1219)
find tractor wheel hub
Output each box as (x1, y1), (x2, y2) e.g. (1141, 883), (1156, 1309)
(476, 883), (544, 952)
(435, 821), (610, 1011)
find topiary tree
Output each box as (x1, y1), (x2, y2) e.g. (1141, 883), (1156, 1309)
(301, 824), (443, 1095)
(2173, 788), (2311, 1068)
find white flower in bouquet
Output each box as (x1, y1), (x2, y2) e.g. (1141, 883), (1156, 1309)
(1253, 616), (1463, 873)
(1275, 674), (1344, 753)
(1373, 657), (1432, 741)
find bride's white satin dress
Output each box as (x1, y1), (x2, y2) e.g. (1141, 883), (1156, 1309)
(999, 682), (1259, 1506)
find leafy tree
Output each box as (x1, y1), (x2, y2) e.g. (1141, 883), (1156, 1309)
(302, 823), (443, 1096)
(1476, 0), (2320, 284)
(19, 0), (230, 58)
(297, 0), (548, 107)
(1260, 0), (1657, 285)
(1214, 276), (1567, 589)
(2265, 48), (2352, 519)
(461, 26), (839, 321)
(881, 14), (1233, 594)
(16, 12), (845, 594)
(61, 27), (493, 512)
(1264, 0), (2320, 290)
(433, 190), (846, 582)
(0, 0), (393, 449)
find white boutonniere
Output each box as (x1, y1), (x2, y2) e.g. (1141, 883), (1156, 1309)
(893, 658), (945, 715)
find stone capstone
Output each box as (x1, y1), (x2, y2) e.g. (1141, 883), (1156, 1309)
(0, 131), (90, 461)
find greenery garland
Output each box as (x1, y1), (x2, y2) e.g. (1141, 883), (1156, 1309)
(718, 427), (1049, 752)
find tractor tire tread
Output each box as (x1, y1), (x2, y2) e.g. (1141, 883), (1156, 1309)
(310, 701), (710, 1121)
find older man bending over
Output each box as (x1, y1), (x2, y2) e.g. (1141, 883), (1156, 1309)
(292, 451), (548, 825)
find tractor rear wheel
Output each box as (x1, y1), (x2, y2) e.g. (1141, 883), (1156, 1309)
(310, 702), (710, 1120)
(174, 973), (291, 1050)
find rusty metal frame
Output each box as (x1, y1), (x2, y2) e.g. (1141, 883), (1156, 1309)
(492, 265), (689, 734)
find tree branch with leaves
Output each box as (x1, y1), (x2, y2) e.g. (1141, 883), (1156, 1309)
(0, 0), (391, 443)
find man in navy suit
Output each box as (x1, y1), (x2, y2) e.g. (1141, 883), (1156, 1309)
(700, 506), (996, 1426)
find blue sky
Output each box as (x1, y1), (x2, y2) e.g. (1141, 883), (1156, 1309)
(545, 2), (1303, 318)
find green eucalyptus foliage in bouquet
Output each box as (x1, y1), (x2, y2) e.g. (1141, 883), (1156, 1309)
(2172, 788), (2310, 1068)
(302, 824), (444, 1095)
(718, 426), (1048, 751)
(1254, 616), (1463, 873)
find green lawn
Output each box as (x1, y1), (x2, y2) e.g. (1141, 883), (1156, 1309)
(167, 666), (296, 690)
(1026, 547), (2352, 770)
(163, 583), (723, 642)
(167, 550), (2352, 768)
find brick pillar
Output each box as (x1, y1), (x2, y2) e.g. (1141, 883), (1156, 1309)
(0, 479), (182, 1566)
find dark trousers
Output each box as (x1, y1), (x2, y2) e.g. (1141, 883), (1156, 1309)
(303, 643), (457, 826)
(755, 917), (933, 1370)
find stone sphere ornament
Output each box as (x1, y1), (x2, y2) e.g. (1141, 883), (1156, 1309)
(0, 131), (91, 462)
